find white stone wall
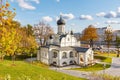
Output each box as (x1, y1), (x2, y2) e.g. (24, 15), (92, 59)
(78, 49), (94, 66)
(50, 50), (78, 66)
(60, 34), (79, 47)
(39, 47), (94, 67)
(40, 48), (49, 65)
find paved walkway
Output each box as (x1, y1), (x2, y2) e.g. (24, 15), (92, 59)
(25, 57), (120, 79)
(50, 66), (91, 79)
(98, 57), (120, 77)
(50, 58), (120, 79)
(25, 58), (36, 62)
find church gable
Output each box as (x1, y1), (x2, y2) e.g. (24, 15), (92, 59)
(60, 34), (78, 47)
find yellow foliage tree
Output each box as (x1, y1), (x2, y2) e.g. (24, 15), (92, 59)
(81, 25), (98, 48)
(0, 1), (37, 62)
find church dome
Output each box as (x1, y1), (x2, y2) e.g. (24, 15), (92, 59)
(57, 16), (65, 25)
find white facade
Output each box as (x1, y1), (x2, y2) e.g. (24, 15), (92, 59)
(37, 46), (94, 66)
(60, 34), (80, 47)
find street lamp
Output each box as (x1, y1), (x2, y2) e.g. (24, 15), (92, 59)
(30, 48), (33, 64)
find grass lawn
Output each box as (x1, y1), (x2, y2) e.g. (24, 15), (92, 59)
(71, 63), (110, 72)
(94, 51), (117, 57)
(0, 60), (86, 80)
(94, 55), (112, 63)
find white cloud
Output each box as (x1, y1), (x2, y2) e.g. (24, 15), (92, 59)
(117, 13), (120, 18)
(105, 20), (120, 24)
(93, 22), (100, 27)
(104, 11), (117, 18)
(31, 0), (40, 4)
(79, 15), (93, 20)
(60, 13), (75, 20)
(55, 16), (59, 21)
(42, 16), (53, 22)
(56, 0), (60, 2)
(97, 7), (120, 18)
(116, 7), (120, 18)
(17, 0), (36, 10)
(96, 12), (106, 17)
(117, 7), (120, 13)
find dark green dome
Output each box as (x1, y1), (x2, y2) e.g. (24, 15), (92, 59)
(57, 16), (65, 25)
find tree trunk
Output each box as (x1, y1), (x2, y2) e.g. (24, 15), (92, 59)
(108, 47), (110, 56)
(90, 39), (93, 48)
(1, 55), (4, 61)
(117, 48), (120, 57)
(12, 54), (16, 65)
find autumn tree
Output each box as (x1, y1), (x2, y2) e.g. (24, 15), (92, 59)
(104, 26), (113, 56)
(33, 21), (54, 46)
(115, 35), (120, 57)
(0, 0), (16, 60)
(81, 25), (98, 48)
(20, 26), (38, 54)
(0, 1), (37, 62)
(26, 24), (34, 36)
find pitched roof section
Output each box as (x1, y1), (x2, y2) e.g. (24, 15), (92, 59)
(59, 34), (67, 41)
(74, 47), (89, 53)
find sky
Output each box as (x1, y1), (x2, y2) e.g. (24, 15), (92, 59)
(8, 0), (120, 33)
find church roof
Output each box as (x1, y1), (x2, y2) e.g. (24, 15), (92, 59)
(57, 16), (65, 25)
(59, 34), (67, 41)
(74, 47), (89, 53)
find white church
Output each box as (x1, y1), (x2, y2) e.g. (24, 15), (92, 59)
(37, 16), (94, 67)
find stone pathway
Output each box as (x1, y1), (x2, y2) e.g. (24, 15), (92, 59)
(25, 57), (120, 79)
(50, 58), (120, 79)
(25, 58), (36, 62)
(50, 66), (91, 79)
(98, 57), (120, 77)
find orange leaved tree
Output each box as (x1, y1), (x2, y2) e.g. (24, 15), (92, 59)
(81, 25), (98, 48)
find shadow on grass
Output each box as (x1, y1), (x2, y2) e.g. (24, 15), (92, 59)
(4, 54), (37, 61)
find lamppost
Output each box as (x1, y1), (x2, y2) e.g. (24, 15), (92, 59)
(30, 48), (33, 64)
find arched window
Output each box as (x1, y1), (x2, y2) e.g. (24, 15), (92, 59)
(53, 62), (57, 66)
(70, 51), (74, 58)
(62, 52), (67, 58)
(69, 60), (76, 65)
(62, 62), (67, 66)
(53, 52), (57, 58)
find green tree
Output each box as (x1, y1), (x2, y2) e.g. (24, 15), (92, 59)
(115, 35), (120, 57)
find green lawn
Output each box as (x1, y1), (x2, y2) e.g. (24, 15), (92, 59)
(0, 60), (85, 80)
(94, 55), (112, 63)
(71, 63), (110, 72)
(94, 51), (117, 57)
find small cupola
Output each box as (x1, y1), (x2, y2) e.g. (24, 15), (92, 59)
(57, 15), (65, 25)
(70, 30), (74, 35)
